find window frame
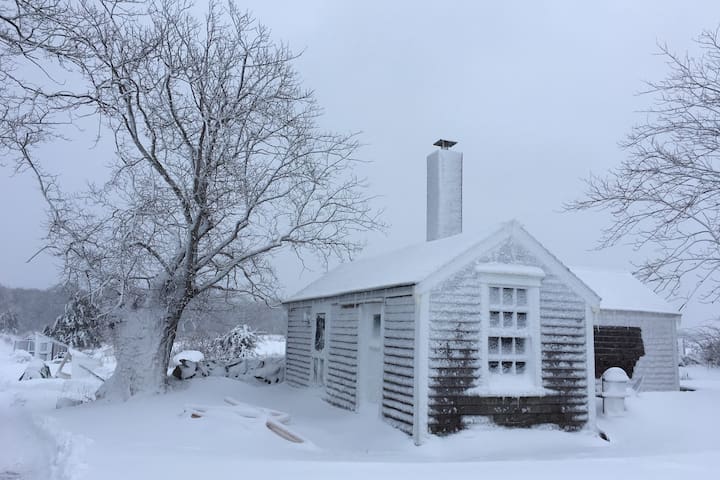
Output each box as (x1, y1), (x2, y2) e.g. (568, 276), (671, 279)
(476, 266), (545, 396)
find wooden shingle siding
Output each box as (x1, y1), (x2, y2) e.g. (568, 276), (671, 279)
(284, 286), (416, 435)
(595, 310), (680, 391)
(285, 306), (312, 387)
(382, 294), (415, 434)
(326, 303), (359, 411)
(428, 240), (590, 434)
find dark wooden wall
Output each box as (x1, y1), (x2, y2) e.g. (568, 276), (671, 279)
(593, 325), (645, 378)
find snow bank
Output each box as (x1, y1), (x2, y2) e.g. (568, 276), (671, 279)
(254, 335), (285, 357)
(4, 329), (720, 480)
(35, 416), (91, 480)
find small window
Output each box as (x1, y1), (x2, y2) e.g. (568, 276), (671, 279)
(486, 285), (534, 382)
(517, 312), (528, 328)
(501, 337), (513, 354)
(488, 337), (499, 354)
(489, 287), (501, 304)
(314, 313), (325, 352)
(516, 288), (527, 306)
(502, 288), (514, 305)
(372, 314), (381, 339)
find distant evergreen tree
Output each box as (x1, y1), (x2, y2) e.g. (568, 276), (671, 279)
(0, 310), (19, 334)
(44, 293), (103, 349)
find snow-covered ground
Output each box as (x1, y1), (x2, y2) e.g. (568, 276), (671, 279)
(254, 334), (285, 357)
(1, 334), (719, 480)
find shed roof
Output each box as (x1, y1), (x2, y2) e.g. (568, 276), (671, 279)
(569, 267), (680, 315)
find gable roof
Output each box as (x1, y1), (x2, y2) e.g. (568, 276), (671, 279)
(569, 267), (680, 315)
(286, 221), (600, 305)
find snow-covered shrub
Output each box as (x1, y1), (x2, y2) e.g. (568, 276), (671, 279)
(171, 333), (215, 361)
(171, 359), (227, 380)
(207, 325), (258, 363)
(11, 349), (32, 363)
(45, 293), (104, 349)
(19, 358), (51, 380)
(226, 357), (285, 384)
(172, 350), (204, 367)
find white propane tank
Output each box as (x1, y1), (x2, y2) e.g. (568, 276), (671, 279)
(601, 367), (630, 416)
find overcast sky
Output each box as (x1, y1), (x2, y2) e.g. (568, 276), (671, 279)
(2, 1), (720, 325)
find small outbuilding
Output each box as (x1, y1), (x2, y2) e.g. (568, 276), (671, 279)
(13, 331), (69, 361)
(570, 268), (681, 391)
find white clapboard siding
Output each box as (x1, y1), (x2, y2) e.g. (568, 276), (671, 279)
(595, 309), (680, 391)
(428, 242), (590, 434)
(286, 306), (312, 387)
(325, 303), (359, 410)
(382, 295), (415, 434)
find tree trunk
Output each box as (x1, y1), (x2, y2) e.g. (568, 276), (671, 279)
(97, 302), (183, 400)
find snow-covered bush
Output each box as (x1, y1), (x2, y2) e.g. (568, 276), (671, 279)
(207, 325), (258, 363)
(171, 359), (228, 380)
(172, 350), (204, 367)
(171, 333), (215, 361)
(19, 358), (51, 380)
(44, 293), (104, 349)
(227, 357), (285, 384)
(11, 349), (32, 363)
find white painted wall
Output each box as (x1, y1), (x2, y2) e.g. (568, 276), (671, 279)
(595, 310), (680, 391)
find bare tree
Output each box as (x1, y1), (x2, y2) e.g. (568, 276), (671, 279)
(685, 323), (720, 366)
(0, 0), (382, 397)
(569, 28), (720, 306)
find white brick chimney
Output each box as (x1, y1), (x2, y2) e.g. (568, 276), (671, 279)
(426, 139), (462, 241)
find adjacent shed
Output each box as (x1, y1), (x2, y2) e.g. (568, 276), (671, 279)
(13, 332), (69, 361)
(570, 268), (681, 391)
(284, 222), (600, 443)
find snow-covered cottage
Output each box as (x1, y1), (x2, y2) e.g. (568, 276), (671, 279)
(283, 141), (680, 443)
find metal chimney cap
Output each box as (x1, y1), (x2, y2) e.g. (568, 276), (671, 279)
(433, 139), (457, 150)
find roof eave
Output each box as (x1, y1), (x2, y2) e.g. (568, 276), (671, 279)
(282, 282), (418, 305)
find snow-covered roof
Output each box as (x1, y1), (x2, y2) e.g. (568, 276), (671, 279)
(286, 226), (501, 302)
(569, 267), (680, 315)
(287, 223), (673, 314)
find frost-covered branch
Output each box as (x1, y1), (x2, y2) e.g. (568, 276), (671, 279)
(0, 0), (383, 397)
(568, 27), (720, 305)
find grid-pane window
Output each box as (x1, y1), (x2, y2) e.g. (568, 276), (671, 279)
(487, 286), (530, 377)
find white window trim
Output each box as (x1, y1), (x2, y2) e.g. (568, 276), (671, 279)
(473, 266), (546, 397)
